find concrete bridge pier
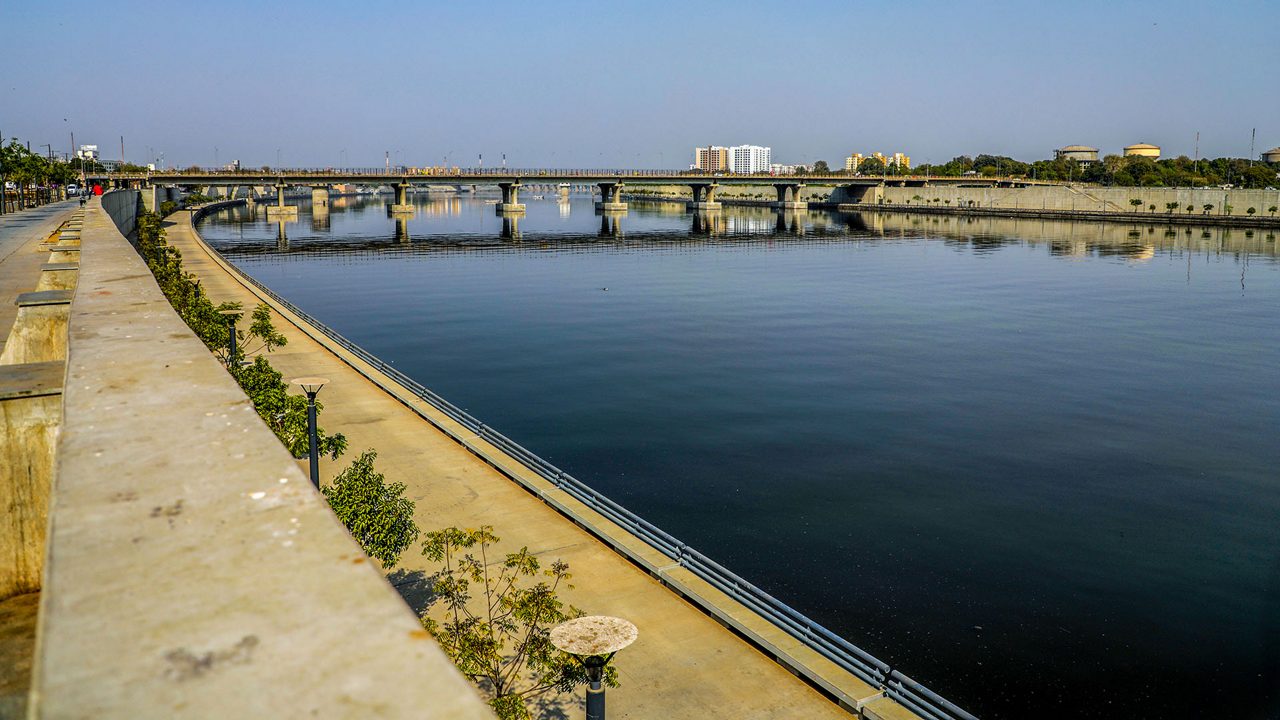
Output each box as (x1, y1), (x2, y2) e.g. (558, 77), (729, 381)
(389, 183), (414, 214)
(688, 183), (722, 211)
(595, 182), (628, 212)
(773, 183), (807, 210)
(497, 182), (526, 214)
(265, 183), (298, 218)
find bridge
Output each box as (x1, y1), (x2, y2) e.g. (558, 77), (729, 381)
(86, 168), (1060, 217)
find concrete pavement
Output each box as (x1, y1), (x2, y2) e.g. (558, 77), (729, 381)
(0, 201), (78, 357)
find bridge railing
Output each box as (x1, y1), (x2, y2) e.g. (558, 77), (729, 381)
(194, 202), (979, 720)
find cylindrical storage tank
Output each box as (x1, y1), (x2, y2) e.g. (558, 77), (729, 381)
(1123, 143), (1161, 159)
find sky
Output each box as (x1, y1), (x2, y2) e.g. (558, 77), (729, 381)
(3, 0), (1278, 169)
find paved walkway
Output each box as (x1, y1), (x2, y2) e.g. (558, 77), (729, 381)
(0, 201), (79, 356)
(165, 208), (903, 720)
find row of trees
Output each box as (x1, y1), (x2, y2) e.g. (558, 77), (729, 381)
(0, 139), (153, 212)
(799, 152), (1280, 189)
(136, 200), (595, 719)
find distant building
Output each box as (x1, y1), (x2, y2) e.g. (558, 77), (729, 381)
(222, 160), (241, 171)
(100, 159), (122, 171)
(771, 163), (808, 175)
(77, 145), (99, 161)
(1262, 147), (1280, 164)
(728, 145), (772, 174)
(1055, 145), (1099, 163)
(1123, 143), (1161, 159)
(694, 146), (729, 172)
(846, 151), (909, 172)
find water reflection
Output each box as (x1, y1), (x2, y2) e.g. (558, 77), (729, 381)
(201, 196), (1279, 267)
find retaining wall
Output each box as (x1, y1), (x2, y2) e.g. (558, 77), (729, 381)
(27, 192), (492, 719)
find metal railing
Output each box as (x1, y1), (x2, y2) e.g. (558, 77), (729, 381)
(189, 202), (979, 720)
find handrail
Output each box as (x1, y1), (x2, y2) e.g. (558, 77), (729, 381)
(189, 202), (979, 720)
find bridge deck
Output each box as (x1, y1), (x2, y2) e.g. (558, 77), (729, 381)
(168, 206), (925, 719)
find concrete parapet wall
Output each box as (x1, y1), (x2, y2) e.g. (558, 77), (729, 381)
(28, 198), (492, 718)
(101, 189), (139, 234)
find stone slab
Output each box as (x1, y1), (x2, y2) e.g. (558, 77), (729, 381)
(0, 362), (64, 401)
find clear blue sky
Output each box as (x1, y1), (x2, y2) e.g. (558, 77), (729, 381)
(3, 0), (1277, 169)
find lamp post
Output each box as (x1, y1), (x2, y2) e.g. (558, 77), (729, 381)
(290, 377), (329, 487)
(217, 308), (239, 367)
(549, 616), (637, 720)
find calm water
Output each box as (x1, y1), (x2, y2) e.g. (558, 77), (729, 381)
(200, 195), (1280, 719)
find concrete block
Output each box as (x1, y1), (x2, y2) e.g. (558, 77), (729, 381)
(0, 361), (63, 599)
(496, 203), (526, 214)
(388, 204), (415, 214)
(264, 205), (298, 218)
(594, 202), (629, 212)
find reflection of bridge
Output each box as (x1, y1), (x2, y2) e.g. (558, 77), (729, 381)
(89, 168), (1059, 216)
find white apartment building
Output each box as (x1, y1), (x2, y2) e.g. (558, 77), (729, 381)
(728, 145), (771, 174)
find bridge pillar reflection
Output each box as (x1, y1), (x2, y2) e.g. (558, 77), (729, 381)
(394, 216), (410, 243)
(599, 211), (624, 237)
(773, 183), (807, 210)
(595, 182), (628, 212)
(691, 209), (724, 236)
(265, 182), (298, 219)
(687, 183), (721, 211)
(389, 182), (414, 214)
(500, 213), (522, 239)
(497, 182), (525, 214)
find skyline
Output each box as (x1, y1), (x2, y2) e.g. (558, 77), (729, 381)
(3, 0), (1278, 169)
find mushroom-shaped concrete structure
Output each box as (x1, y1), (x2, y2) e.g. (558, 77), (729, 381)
(550, 616), (637, 720)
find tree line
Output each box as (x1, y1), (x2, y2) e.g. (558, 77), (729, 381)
(785, 152), (1278, 188)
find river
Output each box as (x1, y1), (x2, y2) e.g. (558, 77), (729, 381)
(198, 193), (1280, 719)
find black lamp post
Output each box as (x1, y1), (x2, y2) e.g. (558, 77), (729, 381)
(549, 616), (637, 720)
(290, 377), (328, 487)
(217, 308), (239, 367)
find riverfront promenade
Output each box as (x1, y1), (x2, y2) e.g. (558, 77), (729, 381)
(167, 206), (922, 720)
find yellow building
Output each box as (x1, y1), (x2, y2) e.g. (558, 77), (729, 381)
(847, 151), (910, 171)
(694, 146), (729, 172)
(1123, 143), (1161, 159)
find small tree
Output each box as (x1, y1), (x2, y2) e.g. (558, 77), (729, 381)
(1203, 203), (1213, 215)
(1166, 201), (1179, 214)
(323, 450), (419, 567)
(1247, 207), (1256, 217)
(1269, 205), (1278, 217)
(1148, 203), (1156, 213)
(1186, 204), (1195, 214)
(422, 527), (617, 720)
(1129, 198), (1142, 212)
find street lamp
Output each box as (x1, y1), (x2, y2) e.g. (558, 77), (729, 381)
(290, 376), (329, 487)
(549, 615), (637, 720)
(217, 308), (240, 366)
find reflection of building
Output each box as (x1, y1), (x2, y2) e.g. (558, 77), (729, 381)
(694, 146), (729, 172)
(1123, 143), (1161, 159)
(728, 145), (771, 174)
(1262, 147), (1280, 164)
(1055, 145), (1099, 163)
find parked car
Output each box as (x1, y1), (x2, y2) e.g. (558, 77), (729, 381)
(67, 184), (80, 196)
